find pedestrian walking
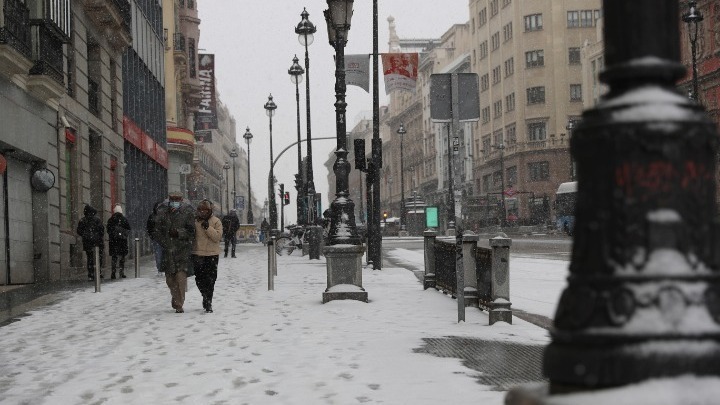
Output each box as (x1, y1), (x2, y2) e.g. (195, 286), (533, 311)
(146, 200), (165, 277)
(260, 218), (270, 245)
(221, 209), (240, 258)
(76, 204), (105, 281)
(150, 191), (195, 313)
(192, 199), (223, 313)
(106, 204), (131, 279)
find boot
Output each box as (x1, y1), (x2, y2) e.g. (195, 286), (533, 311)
(111, 260), (116, 279)
(231, 249), (236, 258)
(111, 272), (116, 280)
(120, 267), (126, 278)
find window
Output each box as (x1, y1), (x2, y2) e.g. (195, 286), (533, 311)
(481, 73), (489, 91)
(66, 34), (76, 97)
(479, 8), (487, 27)
(568, 10), (600, 27)
(490, 0), (499, 16)
(569, 47), (581, 64)
(492, 66), (501, 84)
(491, 32), (500, 50)
(505, 92), (515, 112)
(524, 14), (542, 31)
(570, 84), (582, 101)
(64, 129), (77, 228)
(87, 36), (101, 117)
(110, 59), (117, 131)
(482, 135), (491, 155)
(528, 161), (550, 181)
(493, 170), (503, 188)
(504, 57), (514, 77)
(526, 86), (546, 105)
(505, 124), (517, 144)
(525, 49), (544, 68)
(493, 129), (503, 145)
(483, 174), (491, 192)
(507, 166), (517, 186)
(482, 106), (490, 123)
(527, 121), (547, 141)
(493, 100), (503, 118)
(479, 41), (488, 59)
(188, 38), (196, 78)
(503, 22), (513, 42)
(187, 0), (194, 8)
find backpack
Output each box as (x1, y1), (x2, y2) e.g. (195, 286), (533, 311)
(112, 225), (128, 240)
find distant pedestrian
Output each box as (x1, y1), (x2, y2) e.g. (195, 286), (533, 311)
(151, 191), (195, 313)
(76, 204), (105, 281)
(260, 218), (270, 245)
(192, 199), (223, 313)
(221, 209), (240, 258)
(107, 204), (131, 279)
(146, 200), (165, 277)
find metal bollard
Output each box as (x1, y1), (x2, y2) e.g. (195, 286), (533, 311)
(134, 238), (140, 278)
(94, 246), (101, 293)
(267, 236), (275, 290)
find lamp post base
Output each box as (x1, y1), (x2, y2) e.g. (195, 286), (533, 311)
(322, 244), (367, 303)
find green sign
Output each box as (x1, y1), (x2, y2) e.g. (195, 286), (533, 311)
(425, 206), (439, 228)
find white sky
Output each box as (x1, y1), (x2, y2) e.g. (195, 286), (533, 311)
(197, 1), (470, 223)
(1, 244), (717, 403)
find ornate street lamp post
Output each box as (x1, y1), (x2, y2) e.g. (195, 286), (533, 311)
(682, 0), (703, 102)
(288, 55), (305, 226)
(296, 8), (318, 224)
(322, 0), (366, 303)
(535, 0), (720, 396)
(229, 147), (238, 210)
(223, 160), (230, 213)
(243, 127), (254, 224)
(264, 94), (278, 231)
(396, 123), (407, 232)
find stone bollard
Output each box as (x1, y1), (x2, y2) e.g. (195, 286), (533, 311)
(489, 236), (512, 324)
(462, 231), (479, 307)
(423, 229), (437, 289)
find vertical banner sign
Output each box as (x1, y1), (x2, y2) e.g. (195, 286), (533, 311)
(196, 54), (218, 142)
(381, 53), (418, 94)
(345, 54), (370, 92)
(235, 195), (245, 210)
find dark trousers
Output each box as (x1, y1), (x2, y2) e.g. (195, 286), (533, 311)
(224, 234), (237, 257)
(84, 245), (104, 276)
(111, 255), (126, 274)
(193, 255), (219, 307)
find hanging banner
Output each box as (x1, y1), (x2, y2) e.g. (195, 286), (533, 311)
(381, 53), (418, 94)
(345, 54), (370, 92)
(196, 54), (218, 141)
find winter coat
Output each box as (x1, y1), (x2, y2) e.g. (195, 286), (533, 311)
(76, 205), (104, 251)
(146, 201), (164, 240)
(151, 202), (196, 274)
(221, 212), (240, 237)
(107, 213), (131, 257)
(193, 216), (223, 256)
(261, 219), (270, 232)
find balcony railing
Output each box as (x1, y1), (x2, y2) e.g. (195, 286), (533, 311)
(1, 0), (32, 59)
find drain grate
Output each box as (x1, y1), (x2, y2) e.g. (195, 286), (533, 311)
(414, 337), (547, 390)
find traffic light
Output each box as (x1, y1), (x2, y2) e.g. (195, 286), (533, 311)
(284, 192), (290, 206)
(383, 211), (388, 222)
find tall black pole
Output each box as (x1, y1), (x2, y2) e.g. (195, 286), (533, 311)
(297, 8), (317, 225)
(328, 28), (361, 245)
(369, 0), (382, 269)
(246, 145), (253, 224)
(265, 95), (278, 231)
(446, 123), (454, 230)
(398, 124), (406, 231)
(682, 0), (703, 102)
(543, 0), (720, 393)
(290, 55), (305, 226)
(496, 143), (506, 227)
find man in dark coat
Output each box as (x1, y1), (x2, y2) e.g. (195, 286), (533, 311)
(150, 191), (196, 313)
(76, 204), (105, 280)
(221, 209), (240, 258)
(107, 204), (131, 279)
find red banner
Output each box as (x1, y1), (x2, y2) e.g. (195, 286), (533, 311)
(155, 146), (168, 168)
(381, 53), (418, 94)
(123, 115), (143, 149)
(142, 134), (155, 157)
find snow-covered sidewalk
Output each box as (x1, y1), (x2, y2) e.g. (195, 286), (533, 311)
(0, 244), (549, 404)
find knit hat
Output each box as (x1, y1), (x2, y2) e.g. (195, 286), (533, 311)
(113, 204), (123, 214)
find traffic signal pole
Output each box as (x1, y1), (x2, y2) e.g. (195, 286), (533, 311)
(280, 183), (285, 233)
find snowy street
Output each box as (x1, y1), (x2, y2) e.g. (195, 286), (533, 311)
(0, 244), (555, 404)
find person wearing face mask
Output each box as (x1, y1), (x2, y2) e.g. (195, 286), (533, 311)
(151, 191), (196, 313)
(191, 199), (223, 313)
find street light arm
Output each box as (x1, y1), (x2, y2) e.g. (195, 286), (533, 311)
(272, 136), (335, 169)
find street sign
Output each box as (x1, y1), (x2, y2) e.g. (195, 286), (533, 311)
(178, 164), (192, 174)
